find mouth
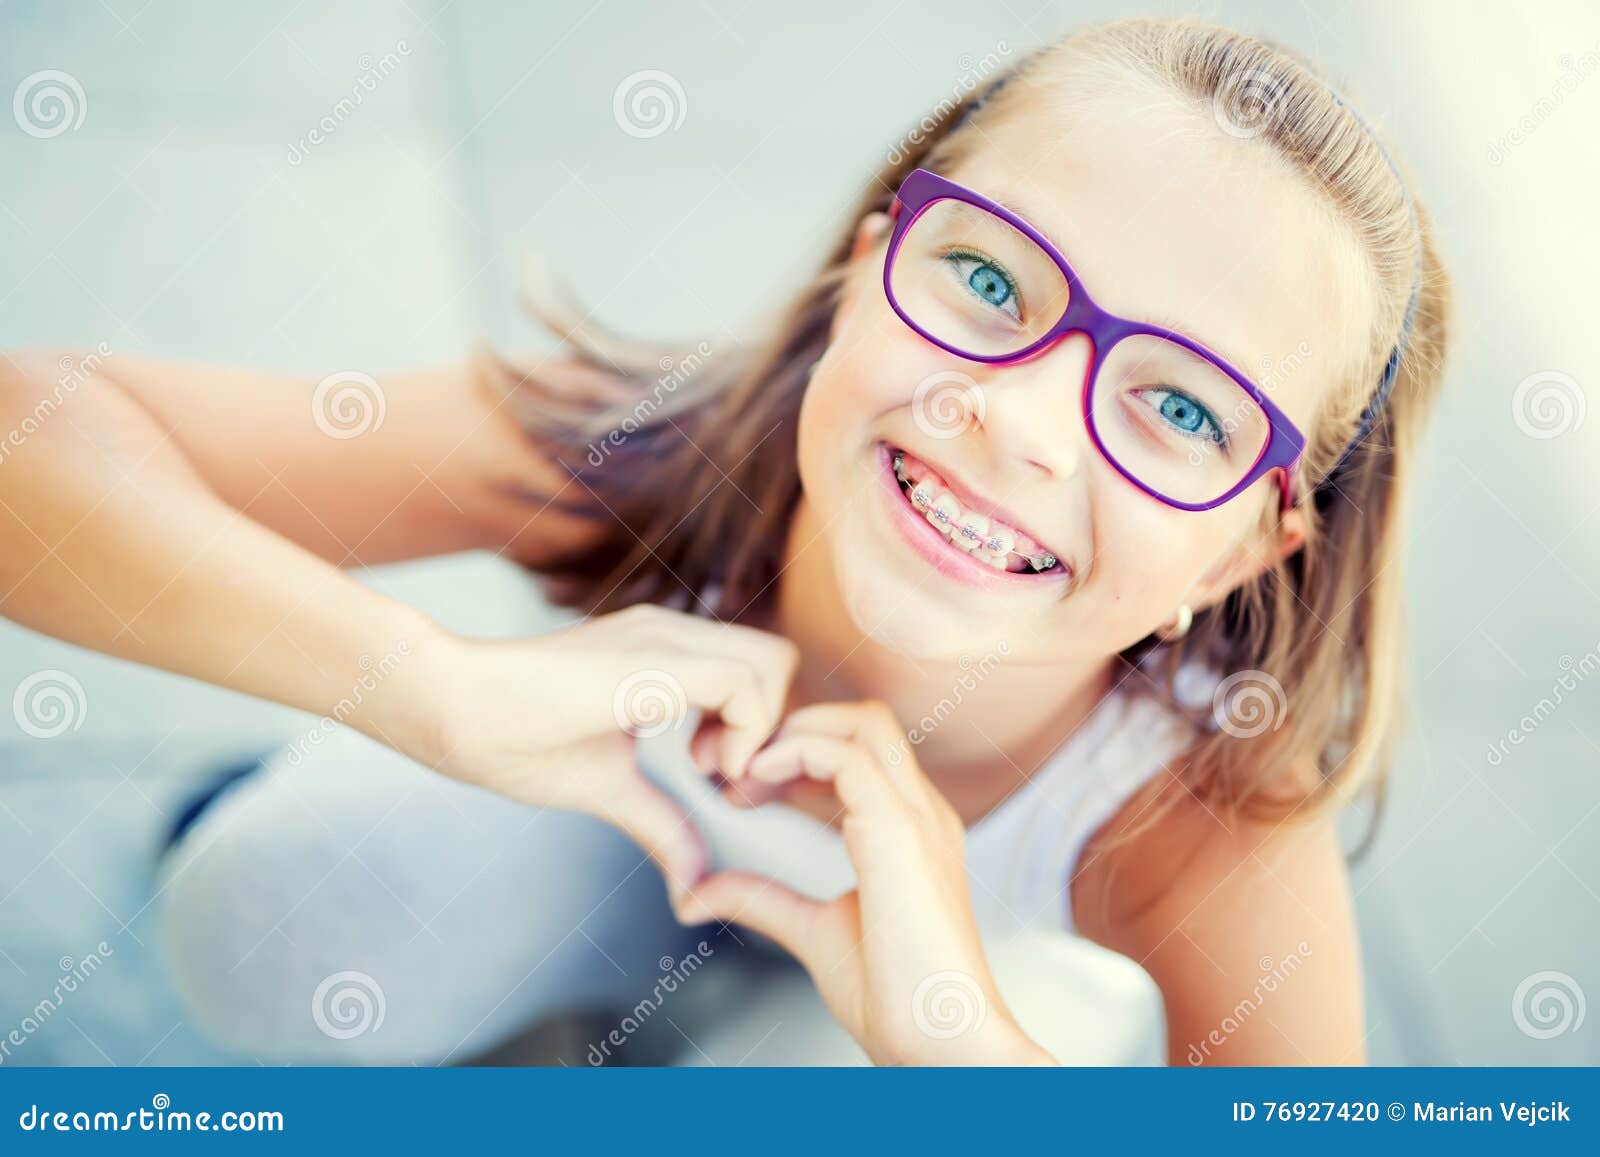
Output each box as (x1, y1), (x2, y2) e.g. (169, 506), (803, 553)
(879, 443), (1073, 585)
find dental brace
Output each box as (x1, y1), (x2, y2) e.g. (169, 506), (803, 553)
(892, 452), (1058, 573)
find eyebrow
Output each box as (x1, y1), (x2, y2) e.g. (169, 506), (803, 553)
(1141, 311), (1260, 380)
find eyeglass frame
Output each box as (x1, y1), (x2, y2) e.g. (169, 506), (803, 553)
(882, 167), (1306, 512)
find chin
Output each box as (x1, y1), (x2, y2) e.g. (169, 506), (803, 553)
(829, 544), (993, 660)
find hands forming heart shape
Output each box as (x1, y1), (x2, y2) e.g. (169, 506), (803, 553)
(403, 602), (1051, 1066)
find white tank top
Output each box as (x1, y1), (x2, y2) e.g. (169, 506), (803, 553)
(637, 664), (1204, 937)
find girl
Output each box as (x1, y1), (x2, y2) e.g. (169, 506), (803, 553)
(0, 18), (1450, 1065)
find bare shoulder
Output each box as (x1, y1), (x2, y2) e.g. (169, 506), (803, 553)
(1071, 763), (1367, 1065)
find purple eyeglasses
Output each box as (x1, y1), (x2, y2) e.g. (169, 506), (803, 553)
(883, 168), (1306, 512)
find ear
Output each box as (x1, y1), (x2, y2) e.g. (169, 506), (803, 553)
(1188, 506), (1308, 613)
(850, 211), (892, 261)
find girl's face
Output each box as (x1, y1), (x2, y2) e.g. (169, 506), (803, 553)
(795, 86), (1369, 664)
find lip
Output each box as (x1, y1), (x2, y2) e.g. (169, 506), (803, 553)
(874, 443), (1075, 591)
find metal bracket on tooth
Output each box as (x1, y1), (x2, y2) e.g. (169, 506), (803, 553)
(894, 451), (1056, 572)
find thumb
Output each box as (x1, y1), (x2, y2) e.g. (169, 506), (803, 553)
(677, 871), (840, 971)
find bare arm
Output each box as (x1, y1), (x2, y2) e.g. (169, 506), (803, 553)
(1074, 778), (1367, 1066)
(0, 347), (593, 755)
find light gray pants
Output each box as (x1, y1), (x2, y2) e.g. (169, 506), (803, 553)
(156, 727), (716, 1063)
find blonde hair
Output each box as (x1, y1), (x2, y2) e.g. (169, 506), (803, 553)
(480, 17), (1453, 843)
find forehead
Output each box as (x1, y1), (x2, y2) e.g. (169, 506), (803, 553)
(945, 85), (1371, 430)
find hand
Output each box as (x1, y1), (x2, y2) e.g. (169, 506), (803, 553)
(389, 604), (798, 904)
(675, 701), (1054, 1066)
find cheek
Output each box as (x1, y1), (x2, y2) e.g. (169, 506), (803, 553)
(797, 289), (921, 474)
(1084, 491), (1235, 616)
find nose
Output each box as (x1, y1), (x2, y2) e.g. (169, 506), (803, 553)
(977, 331), (1095, 480)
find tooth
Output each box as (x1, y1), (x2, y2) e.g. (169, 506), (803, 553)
(984, 528), (1016, 556)
(910, 483), (933, 510)
(928, 493), (960, 533)
(953, 512), (988, 552)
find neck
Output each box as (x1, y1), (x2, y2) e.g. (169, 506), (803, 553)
(772, 499), (1115, 776)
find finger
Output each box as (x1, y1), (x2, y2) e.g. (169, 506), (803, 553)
(584, 778), (708, 908)
(676, 871), (850, 976)
(689, 719), (722, 774)
(770, 701), (924, 799)
(664, 616), (800, 735)
(669, 655), (782, 778)
(746, 734), (902, 822)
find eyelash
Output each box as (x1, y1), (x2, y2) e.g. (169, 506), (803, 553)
(941, 248), (1023, 318)
(1138, 386), (1228, 447)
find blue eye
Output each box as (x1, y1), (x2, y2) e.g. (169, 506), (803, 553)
(942, 250), (1021, 320)
(1144, 387), (1226, 446)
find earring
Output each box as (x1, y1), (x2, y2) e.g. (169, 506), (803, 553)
(1155, 604), (1193, 642)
